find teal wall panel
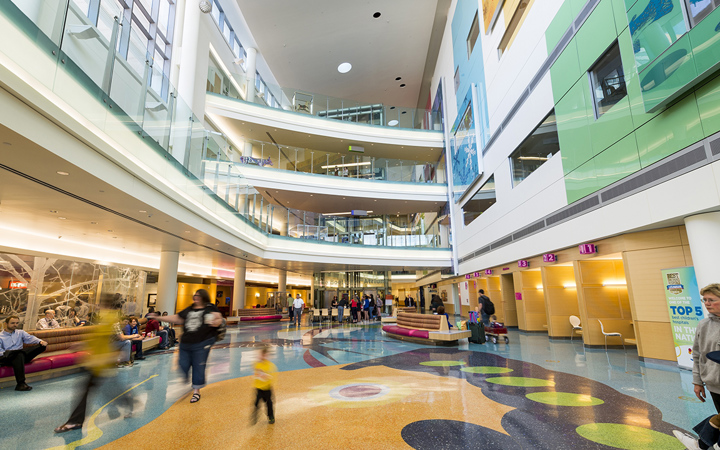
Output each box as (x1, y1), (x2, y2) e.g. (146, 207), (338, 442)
(618, 28), (662, 128)
(589, 95), (634, 155)
(550, 38), (582, 101)
(557, 80), (594, 175)
(689, 7), (720, 77)
(576, 0), (617, 70)
(696, 73), (720, 137)
(594, 133), (641, 189)
(565, 159), (599, 203)
(638, 34), (697, 111)
(635, 92), (704, 167)
(546, 0), (574, 52)
(628, 0), (687, 74)
(611, 0), (629, 33)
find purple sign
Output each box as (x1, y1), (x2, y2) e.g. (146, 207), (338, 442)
(579, 244), (597, 255)
(515, 292), (522, 300)
(465, 274), (472, 279)
(518, 260), (529, 268)
(485, 269), (493, 275)
(543, 253), (557, 263)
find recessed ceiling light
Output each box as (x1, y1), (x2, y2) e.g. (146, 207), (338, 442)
(139, 210), (147, 213)
(337, 62), (352, 73)
(400, 84), (406, 88)
(50, 210), (57, 213)
(108, 230), (113, 232)
(388, 120), (399, 126)
(58, 217), (66, 220)
(185, 231), (190, 233)
(310, 194), (313, 196)
(91, 221), (98, 224)
(57, 171), (69, 176)
(373, 12), (381, 18)
(390, 106), (396, 110)
(395, 77), (402, 81)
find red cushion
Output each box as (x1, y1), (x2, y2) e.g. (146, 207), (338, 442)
(23, 358), (53, 374)
(45, 353), (86, 369)
(382, 325), (429, 339)
(408, 329), (430, 339)
(0, 366), (13, 378)
(240, 315), (281, 321)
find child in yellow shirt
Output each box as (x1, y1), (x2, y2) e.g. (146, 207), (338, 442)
(251, 345), (277, 425)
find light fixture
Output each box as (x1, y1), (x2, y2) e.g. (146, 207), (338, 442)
(400, 84), (406, 88)
(373, 12), (381, 18)
(255, 293), (260, 297)
(322, 211), (373, 216)
(536, 285), (543, 290)
(58, 217), (66, 220)
(198, 0), (212, 14)
(139, 210), (147, 213)
(563, 283), (576, 289)
(90, 221), (97, 224)
(337, 62), (352, 74)
(320, 161), (371, 169)
(50, 210), (58, 213)
(234, 58), (245, 66)
(395, 77), (402, 81)
(388, 120), (399, 126)
(57, 171), (69, 176)
(517, 156), (548, 161)
(602, 281), (627, 287)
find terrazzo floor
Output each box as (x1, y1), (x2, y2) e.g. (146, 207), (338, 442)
(0, 318), (714, 449)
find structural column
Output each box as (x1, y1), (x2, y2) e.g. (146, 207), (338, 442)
(233, 259), (247, 310)
(278, 270), (287, 300)
(685, 212), (720, 290)
(244, 47), (258, 103)
(156, 251), (180, 314)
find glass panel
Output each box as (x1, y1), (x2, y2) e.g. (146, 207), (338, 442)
(97, 0), (123, 41)
(467, 12), (480, 58)
(590, 42), (627, 118)
(510, 110), (559, 187)
(463, 175), (496, 225)
(127, 22), (149, 76)
(157, 0), (170, 36)
(222, 19), (231, 42)
(685, 0), (719, 26)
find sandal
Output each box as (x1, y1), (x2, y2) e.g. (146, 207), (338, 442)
(190, 393), (201, 403)
(54, 423), (82, 433)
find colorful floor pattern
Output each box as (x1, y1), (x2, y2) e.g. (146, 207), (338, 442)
(0, 320), (714, 449)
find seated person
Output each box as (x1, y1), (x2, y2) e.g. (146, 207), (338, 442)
(160, 312), (176, 347)
(0, 315), (48, 391)
(74, 300), (90, 321)
(61, 309), (85, 328)
(436, 306), (453, 329)
(144, 317), (169, 350)
(36, 309), (60, 329)
(489, 315), (503, 328)
(112, 316), (134, 367)
(144, 306), (156, 318)
(122, 316), (145, 360)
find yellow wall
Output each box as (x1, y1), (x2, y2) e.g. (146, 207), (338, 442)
(512, 270), (547, 331)
(176, 282), (216, 312)
(541, 266), (580, 338)
(244, 287), (309, 309)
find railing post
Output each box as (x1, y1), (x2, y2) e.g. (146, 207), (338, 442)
(137, 58), (151, 126)
(310, 151), (314, 173)
(225, 165), (231, 202)
(101, 16), (121, 94)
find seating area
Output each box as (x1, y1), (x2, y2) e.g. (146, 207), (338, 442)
(228, 308), (283, 323)
(382, 312), (471, 345)
(381, 306), (417, 323)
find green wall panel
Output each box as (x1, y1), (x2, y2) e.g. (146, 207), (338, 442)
(565, 159), (599, 203)
(689, 7), (720, 77)
(589, 94), (634, 155)
(546, 0), (574, 52)
(635, 92), (704, 167)
(570, 0), (592, 17)
(623, 0), (639, 12)
(628, 0), (688, 74)
(618, 29), (661, 127)
(557, 80), (594, 175)
(594, 133), (641, 189)
(696, 73), (720, 137)
(550, 38), (582, 101)
(576, 0), (617, 70)
(611, 0), (629, 33)
(639, 34), (697, 112)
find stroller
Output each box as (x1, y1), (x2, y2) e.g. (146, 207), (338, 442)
(485, 318), (509, 344)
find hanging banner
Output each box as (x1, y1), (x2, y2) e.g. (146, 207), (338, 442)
(662, 267), (703, 369)
(458, 282), (470, 306)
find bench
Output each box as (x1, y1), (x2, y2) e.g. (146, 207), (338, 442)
(381, 306), (417, 324)
(382, 312), (471, 345)
(228, 308), (282, 323)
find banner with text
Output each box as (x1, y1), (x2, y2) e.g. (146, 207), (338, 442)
(662, 267), (703, 369)
(458, 282), (470, 306)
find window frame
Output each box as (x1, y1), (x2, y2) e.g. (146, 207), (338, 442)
(587, 40), (627, 120)
(508, 110), (559, 188)
(466, 12), (480, 59)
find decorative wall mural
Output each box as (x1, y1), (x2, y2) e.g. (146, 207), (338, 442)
(450, 95), (479, 200)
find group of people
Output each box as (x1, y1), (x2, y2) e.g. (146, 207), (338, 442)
(36, 300), (92, 330)
(329, 294), (382, 324)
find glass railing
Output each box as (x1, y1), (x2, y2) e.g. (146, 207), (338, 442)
(221, 137), (446, 184)
(207, 67), (445, 132)
(0, 0), (448, 250)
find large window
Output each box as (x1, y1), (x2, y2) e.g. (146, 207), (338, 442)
(685, 0), (719, 27)
(589, 42), (627, 119)
(463, 175), (496, 226)
(467, 12), (480, 59)
(509, 110), (559, 187)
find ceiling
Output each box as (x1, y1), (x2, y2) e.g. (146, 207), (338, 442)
(234, 0), (450, 110)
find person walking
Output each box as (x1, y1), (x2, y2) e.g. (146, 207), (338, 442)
(149, 289), (222, 404)
(293, 294), (305, 326)
(338, 296), (348, 325)
(351, 296), (359, 323)
(250, 345), (276, 425)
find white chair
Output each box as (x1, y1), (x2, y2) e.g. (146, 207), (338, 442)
(598, 319), (625, 352)
(569, 315), (582, 341)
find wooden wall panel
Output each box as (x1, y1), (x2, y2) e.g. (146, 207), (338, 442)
(501, 274), (518, 327)
(622, 227), (683, 251)
(636, 321), (677, 360)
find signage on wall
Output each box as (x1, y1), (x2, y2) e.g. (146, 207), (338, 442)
(238, 156), (273, 167)
(579, 244), (597, 254)
(485, 269), (493, 275)
(543, 253), (557, 263)
(515, 292), (522, 300)
(518, 260), (529, 268)
(458, 281), (470, 306)
(474, 272), (481, 277)
(662, 267), (703, 370)
(465, 274), (472, 279)
(503, 267), (510, 271)
(9, 281), (27, 289)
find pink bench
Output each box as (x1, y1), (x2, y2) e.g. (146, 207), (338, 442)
(240, 315), (282, 322)
(0, 351), (89, 378)
(382, 325), (429, 339)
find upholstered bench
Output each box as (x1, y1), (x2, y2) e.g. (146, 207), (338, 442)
(382, 312), (471, 345)
(228, 308), (283, 323)
(382, 306), (418, 324)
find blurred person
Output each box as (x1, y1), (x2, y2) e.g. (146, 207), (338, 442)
(250, 345), (276, 425)
(148, 289), (221, 403)
(144, 316), (169, 350)
(350, 296), (359, 323)
(122, 316), (145, 361)
(293, 294), (304, 326)
(54, 297), (133, 433)
(437, 306), (453, 329)
(74, 300), (90, 321)
(36, 309), (60, 329)
(62, 309), (85, 328)
(160, 311), (176, 347)
(362, 295), (370, 322)
(145, 306), (156, 318)
(0, 315), (47, 391)
(112, 316), (134, 367)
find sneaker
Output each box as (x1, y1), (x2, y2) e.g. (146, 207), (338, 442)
(269, 418), (275, 424)
(15, 383), (32, 391)
(673, 430), (700, 450)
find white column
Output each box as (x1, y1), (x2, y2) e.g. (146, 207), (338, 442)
(245, 47), (258, 103)
(233, 259), (246, 311)
(156, 251), (180, 314)
(685, 212), (720, 290)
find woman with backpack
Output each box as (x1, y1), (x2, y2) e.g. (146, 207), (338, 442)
(148, 289), (222, 403)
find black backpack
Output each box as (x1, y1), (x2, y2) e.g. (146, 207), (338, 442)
(481, 295), (495, 315)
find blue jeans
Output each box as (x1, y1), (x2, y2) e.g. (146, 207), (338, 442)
(114, 340), (131, 362)
(481, 312), (490, 327)
(337, 306), (344, 323)
(178, 337), (214, 389)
